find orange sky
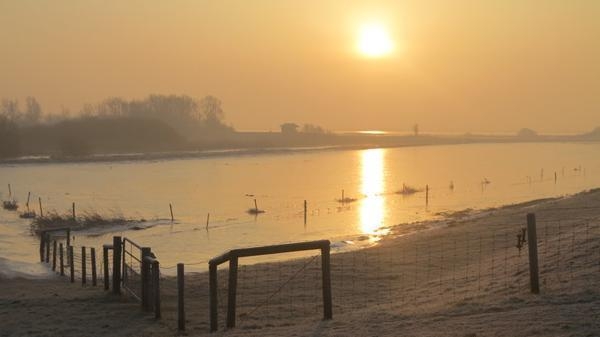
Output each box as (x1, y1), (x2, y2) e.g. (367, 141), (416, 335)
(1, 1), (599, 133)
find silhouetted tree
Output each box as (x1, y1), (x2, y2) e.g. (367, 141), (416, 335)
(301, 124), (326, 134)
(23, 96), (42, 126)
(1, 98), (21, 122)
(0, 115), (20, 158)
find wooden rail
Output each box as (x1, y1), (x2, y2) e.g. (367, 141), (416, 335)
(208, 239), (332, 332)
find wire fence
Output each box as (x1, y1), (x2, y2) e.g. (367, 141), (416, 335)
(37, 211), (600, 333)
(154, 213), (600, 332)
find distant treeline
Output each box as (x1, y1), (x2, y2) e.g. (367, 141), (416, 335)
(2, 95), (600, 161)
(0, 95), (235, 158)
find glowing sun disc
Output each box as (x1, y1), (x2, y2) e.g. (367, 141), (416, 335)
(357, 24), (393, 57)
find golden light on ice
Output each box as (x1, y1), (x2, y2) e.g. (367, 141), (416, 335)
(359, 148), (387, 237)
(357, 23), (393, 57)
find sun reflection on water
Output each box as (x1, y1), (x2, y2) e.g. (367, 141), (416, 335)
(359, 149), (390, 240)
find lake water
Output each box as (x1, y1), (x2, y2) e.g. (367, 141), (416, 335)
(1, 142), (599, 276)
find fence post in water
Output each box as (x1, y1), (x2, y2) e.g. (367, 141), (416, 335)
(39, 231), (46, 262)
(321, 243), (333, 320)
(169, 203), (174, 222)
(66, 228), (71, 247)
(526, 213), (540, 294)
(81, 246), (86, 285)
(91, 247), (97, 286)
(112, 236), (122, 294)
(103, 245), (110, 291)
(304, 200), (307, 225)
(226, 256), (239, 328)
(38, 197), (43, 217)
(177, 263), (185, 331)
(52, 240), (57, 271)
(141, 247), (152, 310)
(209, 263), (218, 332)
(72, 202), (76, 221)
(59, 243), (64, 276)
(69, 245), (75, 283)
(153, 260), (161, 319)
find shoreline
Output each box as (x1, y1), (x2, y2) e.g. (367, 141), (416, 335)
(1, 138), (598, 166)
(2, 189), (600, 336)
(1, 189), (597, 280)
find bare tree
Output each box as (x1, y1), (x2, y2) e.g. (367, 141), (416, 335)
(199, 95), (224, 124)
(23, 96), (42, 126)
(1, 98), (21, 122)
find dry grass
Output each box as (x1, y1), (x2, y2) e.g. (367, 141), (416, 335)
(2, 199), (18, 210)
(30, 210), (138, 234)
(396, 183), (422, 195)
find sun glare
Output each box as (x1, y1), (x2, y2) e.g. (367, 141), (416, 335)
(357, 23), (393, 57)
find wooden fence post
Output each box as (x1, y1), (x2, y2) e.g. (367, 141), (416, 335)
(66, 228), (71, 247)
(209, 263), (218, 332)
(321, 244), (333, 320)
(103, 245), (110, 291)
(52, 240), (57, 271)
(59, 243), (64, 276)
(153, 260), (161, 319)
(39, 231), (46, 262)
(178, 263), (185, 331)
(81, 246), (86, 285)
(91, 247), (97, 286)
(304, 200), (307, 225)
(141, 247), (152, 310)
(69, 246), (75, 283)
(226, 256), (239, 328)
(45, 233), (50, 263)
(527, 213), (540, 294)
(112, 236), (122, 294)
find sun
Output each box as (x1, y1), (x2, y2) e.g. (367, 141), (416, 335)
(357, 23), (393, 57)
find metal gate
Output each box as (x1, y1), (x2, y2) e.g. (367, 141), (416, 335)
(122, 238), (144, 301)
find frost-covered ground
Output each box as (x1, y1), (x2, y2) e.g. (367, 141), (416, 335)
(2, 190), (600, 337)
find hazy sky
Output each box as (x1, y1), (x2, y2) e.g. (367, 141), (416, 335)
(1, 1), (599, 133)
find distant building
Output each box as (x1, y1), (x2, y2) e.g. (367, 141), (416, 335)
(516, 128), (538, 139)
(280, 123), (299, 134)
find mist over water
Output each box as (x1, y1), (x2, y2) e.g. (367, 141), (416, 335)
(1, 142), (599, 275)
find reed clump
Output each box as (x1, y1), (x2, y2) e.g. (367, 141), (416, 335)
(2, 199), (18, 210)
(30, 210), (137, 234)
(396, 184), (422, 196)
